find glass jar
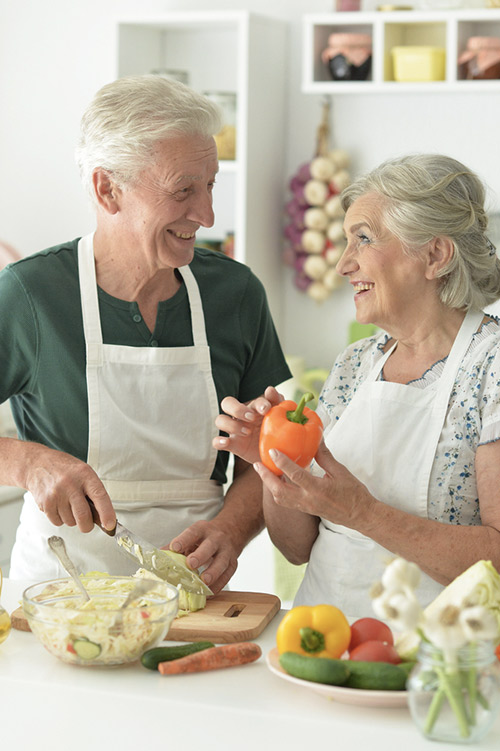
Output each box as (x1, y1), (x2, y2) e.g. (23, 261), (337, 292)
(407, 640), (500, 744)
(321, 33), (372, 82)
(150, 69), (190, 85)
(0, 567), (12, 645)
(203, 91), (237, 161)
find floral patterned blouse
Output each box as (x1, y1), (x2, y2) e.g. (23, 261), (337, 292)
(315, 316), (500, 526)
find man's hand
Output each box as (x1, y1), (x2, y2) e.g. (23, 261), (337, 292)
(168, 520), (239, 595)
(22, 443), (116, 532)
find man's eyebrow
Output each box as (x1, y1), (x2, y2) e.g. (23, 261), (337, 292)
(175, 167), (219, 185)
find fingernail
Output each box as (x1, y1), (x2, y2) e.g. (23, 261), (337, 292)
(244, 412), (254, 421)
(202, 572), (212, 585)
(171, 542), (181, 552)
(269, 449), (278, 460)
(253, 462), (263, 474)
(241, 427), (250, 435)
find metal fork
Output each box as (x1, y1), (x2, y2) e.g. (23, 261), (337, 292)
(109, 579), (158, 635)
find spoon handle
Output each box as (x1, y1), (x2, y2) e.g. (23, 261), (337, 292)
(48, 536), (91, 602)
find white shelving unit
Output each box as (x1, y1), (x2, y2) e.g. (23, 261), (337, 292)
(115, 11), (288, 326)
(303, 8), (500, 94)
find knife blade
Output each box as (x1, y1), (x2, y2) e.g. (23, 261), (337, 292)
(87, 498), (213, 597)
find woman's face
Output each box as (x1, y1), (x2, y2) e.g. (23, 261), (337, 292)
(337, 192), (428, 331)
(116, 133), (219, 270)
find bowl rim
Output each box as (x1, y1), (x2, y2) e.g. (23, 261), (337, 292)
(23, 574), (179, 615)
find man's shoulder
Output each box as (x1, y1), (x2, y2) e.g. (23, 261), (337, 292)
(7, 238), (80, 277)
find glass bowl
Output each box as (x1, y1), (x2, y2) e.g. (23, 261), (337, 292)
(23, 575), (178, 666)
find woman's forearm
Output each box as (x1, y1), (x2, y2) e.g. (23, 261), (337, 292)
(263, 485), (319, 565)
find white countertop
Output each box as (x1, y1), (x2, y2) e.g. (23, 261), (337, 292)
(1, 579), (499, 751)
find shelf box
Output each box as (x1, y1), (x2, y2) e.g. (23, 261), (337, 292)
(308, 22), (373, 84)
(303, 9), (500, 94)
(383, 22), (447, 82)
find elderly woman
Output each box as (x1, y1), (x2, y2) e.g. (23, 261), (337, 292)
(215, 154), (500, 615)
(0, 75), (290, 586)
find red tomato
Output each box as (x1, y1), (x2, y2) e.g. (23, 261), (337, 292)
(349, 640), (401, 664)
(348, 617), (394, 653)
(495, 643), (500, 662)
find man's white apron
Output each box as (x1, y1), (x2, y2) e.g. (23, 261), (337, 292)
(10, 233), (223, 578)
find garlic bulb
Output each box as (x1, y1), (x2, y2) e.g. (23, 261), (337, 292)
(307, 281), (330, 303)
(304, 207), (329, 232)
(331, 169), (351, 193)
(325, 247), (343, 266)
(323, 267), (344, 290)
(302, 229), (326, 254)
(309, 156), (335, 182)
(303, 179), (329, 207)
(327, 220), (345, 243)
(303, 254), (328, 281)
(324, 194), (344, 219)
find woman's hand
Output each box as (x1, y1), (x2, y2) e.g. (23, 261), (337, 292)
(212, 385), (283, 464)
(254, 440), (374, 530)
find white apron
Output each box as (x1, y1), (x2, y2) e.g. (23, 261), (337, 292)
(294, 309), (484, 616)
(10, 233), (223, 579)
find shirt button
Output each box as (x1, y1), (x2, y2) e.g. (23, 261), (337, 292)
(133, 314), (142, 323)
(150, 340), (158, 347)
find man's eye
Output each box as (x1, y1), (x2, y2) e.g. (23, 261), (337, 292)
(357, 232), (371, 244)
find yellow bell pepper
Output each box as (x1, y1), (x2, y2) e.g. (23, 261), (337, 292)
(276, 604), (351, 659)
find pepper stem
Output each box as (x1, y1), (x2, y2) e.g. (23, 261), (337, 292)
(299, 627), (326, 654)
(287, 392), (314, 426)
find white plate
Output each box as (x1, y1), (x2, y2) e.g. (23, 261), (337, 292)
(266, 648), (409, 708)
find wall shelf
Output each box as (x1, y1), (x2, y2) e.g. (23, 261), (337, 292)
(116, 10), (288, 326)
(303, 8), (500, 94)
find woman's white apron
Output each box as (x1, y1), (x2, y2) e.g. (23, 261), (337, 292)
(294, 310), (483, 616)
(10, 233), (223, 579)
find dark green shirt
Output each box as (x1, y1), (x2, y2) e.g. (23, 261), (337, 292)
(0, 239), (291, 484)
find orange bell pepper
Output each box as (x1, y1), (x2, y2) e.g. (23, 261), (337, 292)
(259, 392), (323, 476)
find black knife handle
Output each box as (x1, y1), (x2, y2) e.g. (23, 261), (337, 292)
(86, 496), (117, 536)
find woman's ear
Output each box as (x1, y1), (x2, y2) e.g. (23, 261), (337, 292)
(425, 236), (454, 280)
(92, 168), (120, 214)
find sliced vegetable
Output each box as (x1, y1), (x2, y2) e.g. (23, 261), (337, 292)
(72, 638), (102, 660)
(348, 617), (394, 653)
(279, 652), (349, 686)
(259, 392), (323, 476)
(276, 604), (351, 659)
(349, 640), (401, 664)
(157, 642), (262, 675)
(343, 660), (408, 691)
(395, 560), (500, 661)
(141, 641), (215, 670)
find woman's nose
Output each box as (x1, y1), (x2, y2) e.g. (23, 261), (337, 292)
(336, 244), (357, 276)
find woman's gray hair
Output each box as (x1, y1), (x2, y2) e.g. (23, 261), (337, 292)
(75, 74), (223, 203)
(341, 153), (500, 310)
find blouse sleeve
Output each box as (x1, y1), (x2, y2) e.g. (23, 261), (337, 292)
(478, 339), (500, 445)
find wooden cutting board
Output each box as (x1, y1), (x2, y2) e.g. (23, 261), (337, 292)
(167, 591), (281, 643)
(10, 591), (281, 643)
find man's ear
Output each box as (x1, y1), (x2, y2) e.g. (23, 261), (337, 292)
(92, 168), (120, 214)
(425, 236), (454, 280)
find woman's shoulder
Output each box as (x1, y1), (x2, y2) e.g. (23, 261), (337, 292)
(334, 329), (390, 372)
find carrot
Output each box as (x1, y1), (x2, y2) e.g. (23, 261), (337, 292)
(157, 642), (262, 675)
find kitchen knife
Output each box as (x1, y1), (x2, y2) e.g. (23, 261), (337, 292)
(87, 498), (213, 597)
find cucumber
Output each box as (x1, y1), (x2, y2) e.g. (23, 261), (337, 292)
(141, 641), (215, 670)
(343, 660), (408, 691)
(72, 638), (102, 660)
(279, 652), (350, 686)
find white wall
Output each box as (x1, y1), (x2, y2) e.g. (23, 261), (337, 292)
(1, 0), (499, 374)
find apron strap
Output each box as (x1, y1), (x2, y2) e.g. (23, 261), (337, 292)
(177, 265), (208, 348)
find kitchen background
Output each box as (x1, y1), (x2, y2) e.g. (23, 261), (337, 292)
(1, 0), (500, 600)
